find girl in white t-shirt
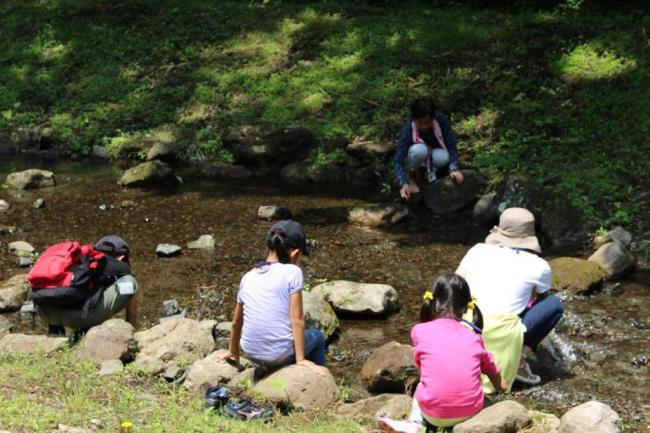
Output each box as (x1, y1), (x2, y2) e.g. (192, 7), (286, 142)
(222, 220), (326, 371)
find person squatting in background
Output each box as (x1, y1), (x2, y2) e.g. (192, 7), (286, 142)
(379, 274), (507, 433)
(222, 220), (326, 373)
(394, 97), (464, 201)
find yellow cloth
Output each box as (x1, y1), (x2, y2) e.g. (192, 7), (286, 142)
(480, 314), (525, 394)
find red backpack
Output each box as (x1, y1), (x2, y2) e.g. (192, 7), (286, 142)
(29, 241), (107, 312)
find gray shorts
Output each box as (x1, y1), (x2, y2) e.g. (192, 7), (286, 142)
(37, 275), (138, 329)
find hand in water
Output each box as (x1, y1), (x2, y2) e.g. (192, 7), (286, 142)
(399, 181), (420, 200)
(297, 359), (327, 377)
(449, 171), (464, 184)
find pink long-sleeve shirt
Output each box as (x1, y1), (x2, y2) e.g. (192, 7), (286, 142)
(411, 318), (499, 419)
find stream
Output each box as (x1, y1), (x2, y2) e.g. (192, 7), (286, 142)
(0, 157), (648, 431)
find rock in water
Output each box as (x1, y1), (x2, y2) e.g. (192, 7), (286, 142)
(302, 291), (339, 339)
(134, 318), (214, 375)
(75, 319), (136, 364)
(117, 161), (179, 188)
(155, 243), (182, 257)
(183, 349), (252, 389)
(257, 205), (292, 221)
(558, 401), (620, 433)
(588, 242), (636, 277)
(453, 400), (532, 433)
(33, 198), (45, 208)
(348, 204), (409, 228)
(549, 257), (607, 294)
(0, 274), (30, 313)
(311, 280), (399, 316)
(337, 394), (412, 421)
(0, 333), (67, 355)
(187, 234), (215, 249)
(8, 241), (35, 257)
(5, 169), (55, 189)
(0, 199), (9, 212)
(253, 364), (339, 410)
(593, 226), (633, 250)
(422, 169), (485, 214)
(359, 341), (415, 393)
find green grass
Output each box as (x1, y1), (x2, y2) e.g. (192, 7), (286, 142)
(0, 0), (648, 230)
(0, 351), (365, 433)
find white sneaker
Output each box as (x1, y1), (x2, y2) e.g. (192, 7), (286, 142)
(515, 362), (541, 385)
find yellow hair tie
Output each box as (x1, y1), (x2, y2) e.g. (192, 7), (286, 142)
(423, 291), (434, 301)
(467, 297), (477, 310)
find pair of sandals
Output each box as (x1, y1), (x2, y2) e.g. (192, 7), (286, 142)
(204, 386), (275, 422)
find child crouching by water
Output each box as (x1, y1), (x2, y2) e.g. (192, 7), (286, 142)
(380, 274), (507, 433)
(221, 220), (326, 372)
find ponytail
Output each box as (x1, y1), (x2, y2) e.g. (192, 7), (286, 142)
(268, 229), (290, 264)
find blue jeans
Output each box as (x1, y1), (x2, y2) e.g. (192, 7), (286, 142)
(248, 328), (326, 369)
(520, 294), (564, 350)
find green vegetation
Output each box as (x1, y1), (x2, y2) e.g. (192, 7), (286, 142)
(0, 0), (648, 229)
(0, 351), (363, 433)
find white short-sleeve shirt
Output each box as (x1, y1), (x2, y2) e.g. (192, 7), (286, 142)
(456, 243), (551, 316)
(237, 263), (303, 361)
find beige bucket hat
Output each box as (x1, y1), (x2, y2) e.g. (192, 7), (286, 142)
(485, 207), (541, 253)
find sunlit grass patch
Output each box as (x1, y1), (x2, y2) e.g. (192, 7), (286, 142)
(556, 42), (636, 81)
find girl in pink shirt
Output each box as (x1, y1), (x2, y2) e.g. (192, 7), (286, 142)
(380, 274), (507, 433)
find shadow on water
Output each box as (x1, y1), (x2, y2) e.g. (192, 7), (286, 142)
(0, 159), (648, 428)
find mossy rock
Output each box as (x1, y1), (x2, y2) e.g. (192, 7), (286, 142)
(118, 161), (179, 188)
(549, 257), (607, 294)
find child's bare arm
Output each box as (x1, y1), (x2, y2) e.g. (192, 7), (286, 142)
(487, 371), (508, 393)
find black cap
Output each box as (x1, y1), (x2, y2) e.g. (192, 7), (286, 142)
(95, 235), (130, 257)
(266, 220), (309, 256)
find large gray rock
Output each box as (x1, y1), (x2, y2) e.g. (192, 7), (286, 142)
(8, 241), (35, 257)
(0, 315), (13, 339)
(98, 359), (124, 376)
(453, 400), (532, 433)
(134, 319), (214, 375)
(0, 333), (67, 355)
(75, 319), (136, 364)
(183, 349), (252, 389)
(359, 341), (415, 393)
(0, 274), (30, 313)
(118, 161), (179, 188)
(311, 280), (399, 316)
(337, 394), (412, 421)
(549, 257), (607, 294)
(348, 204), (409, 228)
(422, 170), (485, 214)
(588, 242), (636, 277)
(187, 234), (215, 249)
(303, 290), (339, 340)
(5, 169), (55, 189)
(593, 226), (633, 250)
(558, 401), (620, 433)
(253, 364), (339, 410)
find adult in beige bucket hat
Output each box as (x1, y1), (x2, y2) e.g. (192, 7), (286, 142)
(485, 208), (541, 254)
(456, 207), (563, 390)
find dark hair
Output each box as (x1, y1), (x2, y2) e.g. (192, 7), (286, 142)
(410, 97), (436, 120)
(419, 273), (484, 333)
(267, 229), (290, 264)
